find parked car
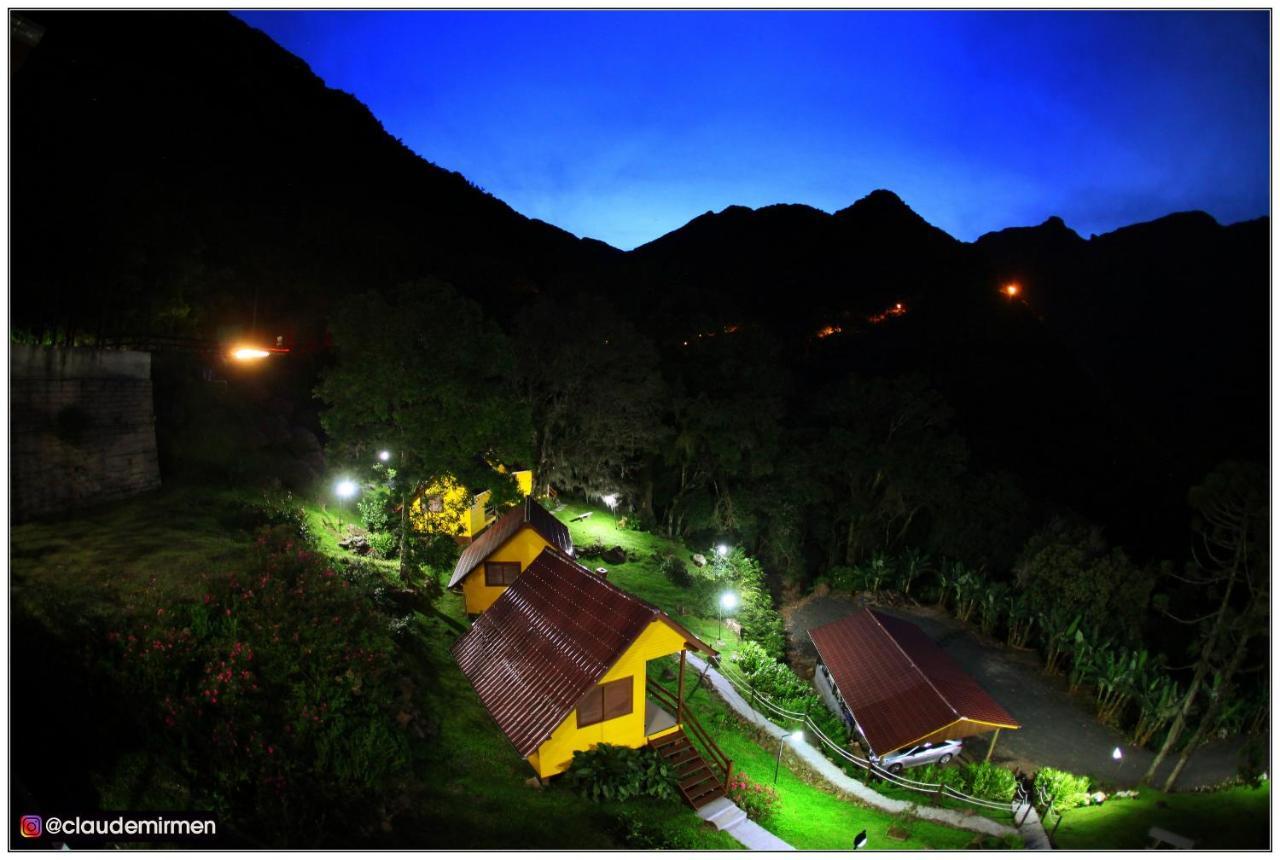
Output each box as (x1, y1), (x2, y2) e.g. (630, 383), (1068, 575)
(876, 738), (962, 773)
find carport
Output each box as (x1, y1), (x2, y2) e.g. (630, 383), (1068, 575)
(809, 608), (1020, 760)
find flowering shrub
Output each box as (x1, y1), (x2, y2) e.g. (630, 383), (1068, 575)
(110, 527), (417, 843)
(726, 770), (780, 821)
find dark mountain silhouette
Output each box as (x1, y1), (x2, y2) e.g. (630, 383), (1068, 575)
(9, 10), (1267, 557)
(11, 10), (619, 347)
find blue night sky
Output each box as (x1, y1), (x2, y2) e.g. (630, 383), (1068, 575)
(236, 10), (1269, 251)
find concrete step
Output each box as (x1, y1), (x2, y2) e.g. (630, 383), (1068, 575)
(695, 796), (736, 821)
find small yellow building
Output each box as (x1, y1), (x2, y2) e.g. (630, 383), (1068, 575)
(451, 548), (727, 806)
(413, 467), (534, 540)
(447, 497), (573, 615)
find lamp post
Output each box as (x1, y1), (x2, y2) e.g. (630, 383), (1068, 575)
(774, 729), (804, 784)
(334, 478), (358, 531)
(718, 592), (738, 643)
(1112, 746), (1123, 784)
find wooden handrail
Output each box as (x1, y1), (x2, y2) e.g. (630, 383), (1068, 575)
(648, 679), (733, 791)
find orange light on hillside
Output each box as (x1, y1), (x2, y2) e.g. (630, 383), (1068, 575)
(230, 346), (271, 361)
(1003, 283), (1020, 298)
(816, 325), (843, 339)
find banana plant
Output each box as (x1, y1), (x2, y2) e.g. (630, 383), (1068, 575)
(1039, 608), (1082, 675)
(862, 551), (893, 595)
(1095, 647), (1148, 725)
(1005, 592), (1036, 649)
(950, 564), (983, 623)
(978, 582), (1007, 637)
(1067, 626), (1111, 694)
(933, 559), (955, 610)
(1131, 672), (1181, 748)
(897, 547), (932, 598)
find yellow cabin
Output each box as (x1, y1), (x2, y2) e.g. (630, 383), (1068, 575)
(446, 497), (573, 615)
(412, 467), (534, 540)
(451, 548), (728, 807)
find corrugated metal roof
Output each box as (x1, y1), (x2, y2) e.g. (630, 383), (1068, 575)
(809, 608), (1020, 756)
(451, 547), (713, 757)
(447, 496), (573, 589)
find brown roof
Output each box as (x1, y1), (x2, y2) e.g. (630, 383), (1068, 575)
(809, 608), (1019, 756)
(447, 496), (573, 589)
(451, 547), (714, 757)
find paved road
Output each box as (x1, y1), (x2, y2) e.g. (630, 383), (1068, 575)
(785, 594), (1256, 790)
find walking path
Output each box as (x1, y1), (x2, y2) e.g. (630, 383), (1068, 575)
(1012, 801), (1053, 850)
(686, 653), (1039, 844)
(697, 796), (794, 850)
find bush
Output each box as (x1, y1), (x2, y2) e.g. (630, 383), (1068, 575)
(963, 761), (1018, 802)
(109, 526), (416, 844)
(1034, 767), (1093, 809)
(726, 770), (780, 821)
(827, 565), (860, 593)
(659, 553), (693, 587)
(367, 531), (398, 559)
(357, 484), (393, 533)
(563, 744), (677, 803)
(729, 642), (850, 750)
(223, 491), (312, 542)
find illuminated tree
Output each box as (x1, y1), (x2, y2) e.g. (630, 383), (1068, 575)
(316, 279), (529, 584)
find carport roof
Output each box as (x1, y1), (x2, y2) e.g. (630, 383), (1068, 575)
(809, 608), (1020, 756)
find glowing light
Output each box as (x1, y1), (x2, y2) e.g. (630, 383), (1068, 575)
(230, 346), (271, 361)
(1004, 283), (1021, 298)
(378, 450), (391, 462)
(790, 730), (805, 741)
(720, 592), (738, 611)
(716, 544), (730, 557)
(601, 493), (618, 510)
(334, 479), (358, 499)
(816, 324), (843, 339)
(1112, 746), (1122, 761)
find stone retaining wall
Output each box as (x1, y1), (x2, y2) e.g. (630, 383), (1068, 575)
(11, 344), (161, 521)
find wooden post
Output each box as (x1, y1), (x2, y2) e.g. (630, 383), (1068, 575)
(985, 728), (1002, 762)
(677, 649), (687, 724)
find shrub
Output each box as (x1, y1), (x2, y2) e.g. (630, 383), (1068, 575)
(963, 761), (1018, 802)
(357, 484), (393, 532)
(659, 553), (693, 587)
(109, 526), (415, 844)
(729, 642), (850, 750)
(827, 565), (860, 593)
(563, 744), (677, 803)
(1034, 767), (1093, 809)
(367, 531), (398, 559)
(726, 770), (780, 821)
(224, 491), (312, 542)
(914, 762), (968, 793)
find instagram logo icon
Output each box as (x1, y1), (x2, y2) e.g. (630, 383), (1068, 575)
(19, 816), (42, 838)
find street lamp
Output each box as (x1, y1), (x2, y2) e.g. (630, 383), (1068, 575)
(718, 592), (738, 642)
(601, 493), (618, 510)
(1112, 746), (1123, 783)
(378, 450), (391, 462)
(716, 543), (730, 558)
(334, 478), (358, 530)
(774, 729), (804, 783)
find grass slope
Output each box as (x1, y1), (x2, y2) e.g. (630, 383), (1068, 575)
(1050, 782), (1270, 850)
(10, 485), (736, 850)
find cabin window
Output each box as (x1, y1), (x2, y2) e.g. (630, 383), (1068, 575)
(426, 494), (444, 513)
(484, 561), (520, 587)
(576, 676), (633, 728)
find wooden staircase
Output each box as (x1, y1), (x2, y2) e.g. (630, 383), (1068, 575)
(651, 727), (726, 809)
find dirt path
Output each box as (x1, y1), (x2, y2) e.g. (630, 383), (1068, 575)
(784, 593), (1254, 790)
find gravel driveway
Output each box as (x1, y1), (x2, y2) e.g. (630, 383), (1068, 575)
(784, 594), (1254, 790)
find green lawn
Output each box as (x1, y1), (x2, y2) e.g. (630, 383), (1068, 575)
(554, 500), (743, 656)
(1050, 782), (1270, 850)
